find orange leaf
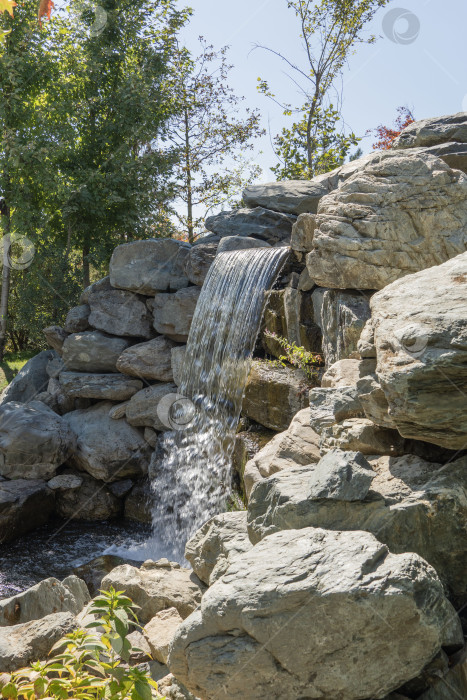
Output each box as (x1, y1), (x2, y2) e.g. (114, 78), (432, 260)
(0, 0), (17, 18)
(37, 0), (54, 27)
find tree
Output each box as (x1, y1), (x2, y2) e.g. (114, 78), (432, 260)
(165, 39), (264, 243)
(258, 0), (389, 178)
(271, 104), (359, 179)
(370, 106), (415, 150)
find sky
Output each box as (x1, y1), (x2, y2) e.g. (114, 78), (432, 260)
(179, 0), (467, 180)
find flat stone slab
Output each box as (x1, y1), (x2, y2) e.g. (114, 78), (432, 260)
(60, 372), (143, 400)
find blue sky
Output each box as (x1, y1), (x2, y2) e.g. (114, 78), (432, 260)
(180, 0), (467, 180)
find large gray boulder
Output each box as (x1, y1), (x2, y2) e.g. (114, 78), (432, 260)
(43, 326), (68, 355)
(101, 559), (206, 624)
(243, 180), (329, 215)
(65, 401), (151, 482)
(368, 252), (467, 449)
(216, 236), (270, 254)
(319, 417), (406, 456)
(0, 401), (76, 479)
(168, 527), (462, 700)
(312, 288), (372, 365)
(185, 512), (253, 586)
(62, 331), (133, 373)
(205, 207), (296, 245)
(59, 372), (143, 400)
(242, 360), (312, 431)
(117, 336), (177, 381)
(0, 349), (58, 405)
(392, 111), (467, 149)
(0, 479), (55, 543)
(153, 287), (201, 342)
(308, 386), (365, 434)
(110, 239), (190, 294)
(0, 612), (78, 672)
(243, 407), (320, 498)
(306, 152), (467, 290)
(184, 242), (218, 286)
(247, 452), (467, 603)
(126, 383), (178, 430)
(0, 576), (89, 626)
(52, 470), (123, 520)
(88, 288), (154, 338)
(64, 304), (90, 333)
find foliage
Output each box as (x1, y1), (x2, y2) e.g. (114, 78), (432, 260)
(258, 0), (389, 178)
(271, 104), (359, 179)
(370, 106), (415, 150)
(165, 38), (264, 242)
(0, 587), (163, 700)
(264, 329), (324, 380)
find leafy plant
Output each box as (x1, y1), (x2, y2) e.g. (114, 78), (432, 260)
(264, 329), (323, 380)
(0, 587), (163, 700)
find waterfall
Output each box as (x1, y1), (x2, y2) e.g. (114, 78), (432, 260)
(149, 246), (289, 561)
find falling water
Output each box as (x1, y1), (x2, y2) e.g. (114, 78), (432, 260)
(149, 246), (289, 560)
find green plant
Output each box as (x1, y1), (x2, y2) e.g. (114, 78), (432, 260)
(264, 329), (324, 380)
(0, 587), (163, 700)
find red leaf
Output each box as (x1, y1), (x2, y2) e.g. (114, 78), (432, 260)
(38, 0), (54, 27)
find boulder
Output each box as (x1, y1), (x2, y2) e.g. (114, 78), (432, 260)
(184, 242), (218, 286)
(205, 207), (296, 245)
(42, 377), (77, 415)
(126, 383), (178, 430)
(320, 417), (406, 456)
(168, 528), (462, 700)
(80, 276), (112, 304)
(0, 479), (54, 543)
(306, 152), (467, 290)
(291, 212), (316, 252)
(59, 372), (143, 400)
(261, 288), (322, 358)
(64, 304), (90, 333)
(62, 330), (133, 373)
(392, 111), (467, 149)
(0, 576), (88, 626)
(247, 452), (467, 603)
(407, 649), (467, 700)
(216, 236), (271, 254)
(109, 401), (129, 419)
(153, 287), (201, 342)
(124, 479), (154, 523)
(321, 358), (375, 388)
(185, 512), (253, 586)
(356, 371), (396, 429)
(143, 607), (183, 664)
(0, 612), (78, 672)
(0, 349), (58, 405)
(54, 470), (122, 520)
(171, 345), (187, 386)
(308, 386), (365, 434)
(232, 423), (275, 482)
(101, 559), (206, 623)
(312, 288), (372, 365)
(243, 408), (320, 498)
(48, 473), (83, 490)
(243, 180), (328, 215)
(368, 252), (467, 449)
(43, 326), (68, 355)
(0, 401), (76, 480)
(73, 555), (141, 597)
(65, 401), (151, 482)
(242, 360), (312, 431)
(61, 575), (92, 612)
(88, 289), (154, 338)
(110, 239), (190, 294)
(108, 478), (133, 498)
(117, 336), (176, 381)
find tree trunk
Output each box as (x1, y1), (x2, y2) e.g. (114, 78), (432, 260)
(82, 244), (90, 289)
(0, 206), (11, 361)
(184, 107), (194, 244)
(306, 91), (320, 179)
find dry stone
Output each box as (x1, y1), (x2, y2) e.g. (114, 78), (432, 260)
(59, 372), (142, 400)
(153, 287), (201, 342)
(320, 417), (406, 456)
(0, 349), (58, 405)
(62, 331), (133, 373)
(0, 577), (88, 626)
(88, 288), (154, 338)
(368, 252), (467, 449)
(392, 111), (467, 149)
(216, 236), (270, 253)
(64, 305), (90, 333)
(184, 242), (218, 286)
(143, 607), (183, 664)
(321, 358), (375, 387)
(291, 212), (316, 252)
(43, 326), (68, 355)
(0, 479), (54, 543)
(126, 383), (178, 430)
(306, 152), (467, 290)
(243, 180), (328, 215)
(110, 239), (191, 294)
(309, 386), (365, 434)
(205, 207), (296, 246)
(168, 527), (462, 700)
(117, 336), (176, 381)
(80, 276), (112, 304)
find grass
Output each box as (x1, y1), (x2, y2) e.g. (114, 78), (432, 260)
(0, 350), (37, 393)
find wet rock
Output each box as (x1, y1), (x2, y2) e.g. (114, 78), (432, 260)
(0, 349), (58, 405)
(0, 401), (76, 480)
(392, 111), (467, 149)
(101, 559), (206, 623)
(117, 336), (176, 382)
(54, 470), (122, 520)
(261, 288), (322, 358)
(65, 401), (151, 482)
(62, 331), (133, 373)
(171, 345), (187, 386)
(43, 326), (68, 355)
(153, 287), (201, 342)
(126, 383), (178, 430)
(64, 304), (90, 333)
(124, 479), (154, 524)
(243, 180), (328, 215)
(0, 576), (88, 626)
(88, 289), (154, 338)
(0, 479), (54, 543)
(143, 607), (183, 664)
(110, 239), (191, 294)
(184, 242), (218, 285)
(185, 512), (252, 586)
(205, 207), (296, 246)
(306, 152), (467, 290)
(59, 372), (143, 400)
(168, 528), (462, 700)
(108, 478), (133, 499)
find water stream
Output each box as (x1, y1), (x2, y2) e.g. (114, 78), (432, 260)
(149, 246), (289, 560)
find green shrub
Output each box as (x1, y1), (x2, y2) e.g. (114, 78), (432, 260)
(264, 329), (324, 380)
